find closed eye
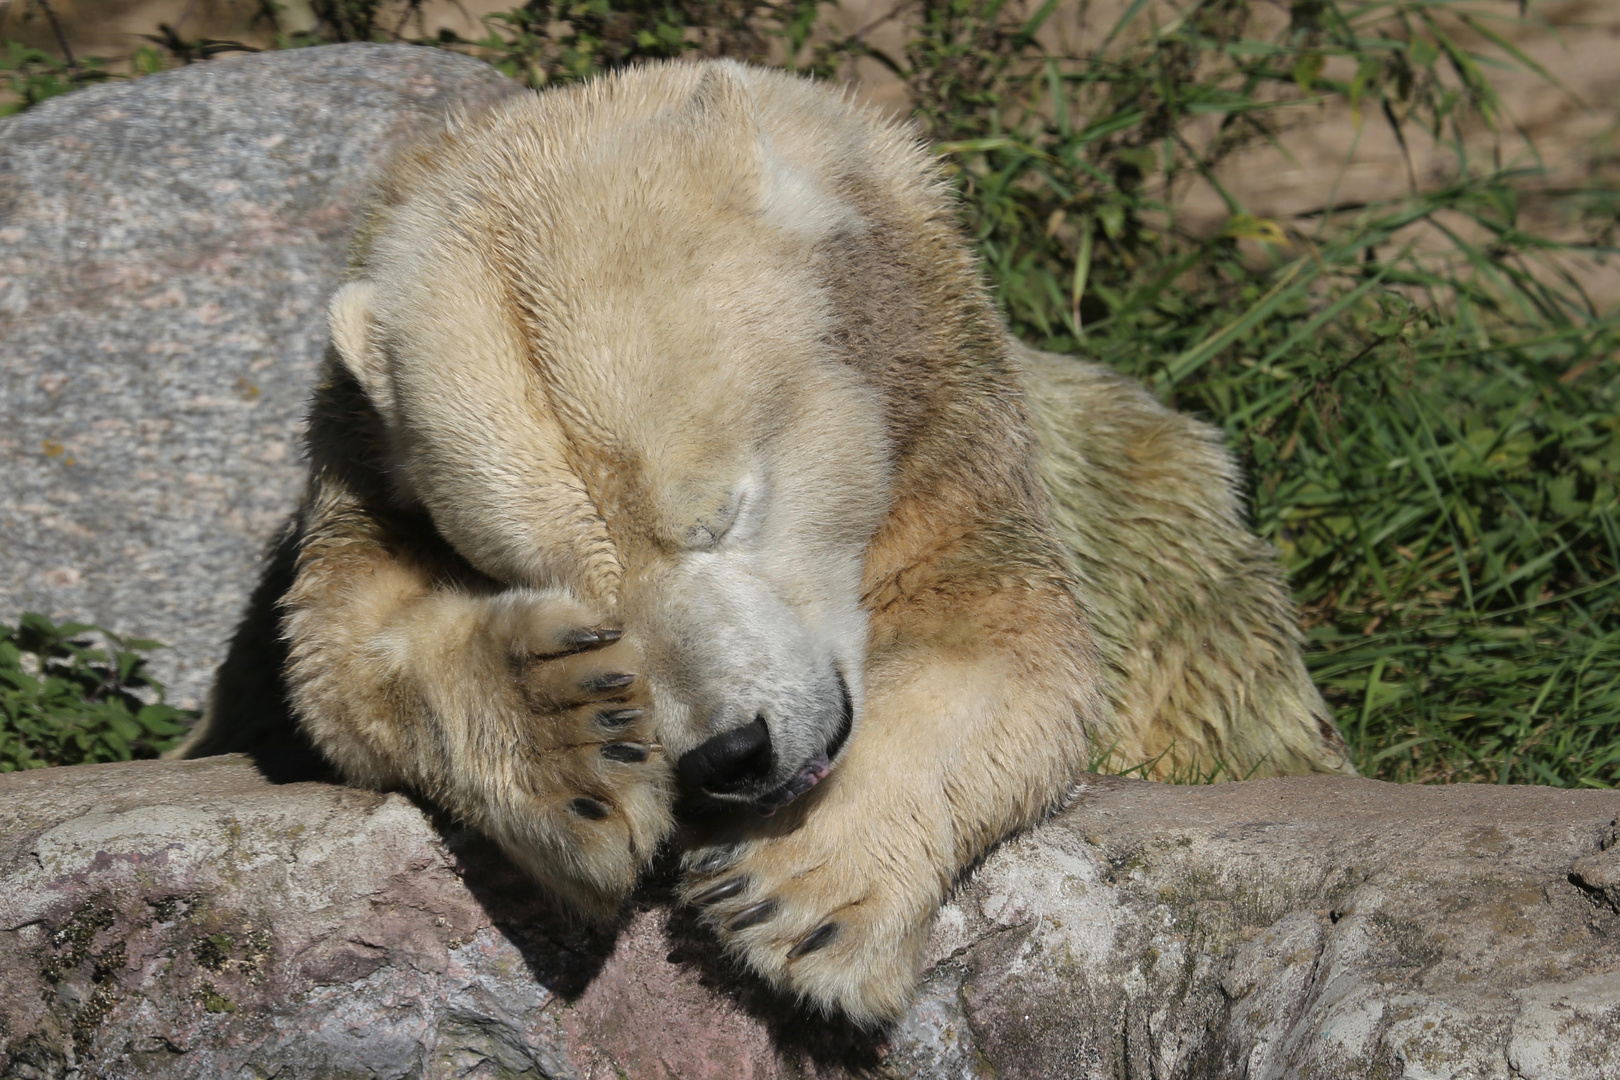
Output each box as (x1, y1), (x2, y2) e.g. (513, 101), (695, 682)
(684, 474), (759, 550)
(685, 491), (743, 549)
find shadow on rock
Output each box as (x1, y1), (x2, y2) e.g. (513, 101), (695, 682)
(648, 863), (891, 1075)
(436, 817), (620, 999)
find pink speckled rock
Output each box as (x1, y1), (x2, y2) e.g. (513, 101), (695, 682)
(4, 759), (1620, 1078)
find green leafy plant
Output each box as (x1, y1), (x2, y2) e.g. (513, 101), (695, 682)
(425, 0), (825, 90)
(135, 24), (259, 65)
(259, 0), (829, 87)
(434, 0), (696, 88)
(0, 613), (194, 771)
(0, 38), (106, 115)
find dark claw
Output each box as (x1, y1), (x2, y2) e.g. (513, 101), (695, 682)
(725, 900), (778, 932)
(570, 797), (611, 820)
(690, 877), (746, 906)
(596, 707), (644, 729)
(685, 844), (742, 876)
(563, 627), (623, 652)
(601, 742), (649, 763)
(787, 922), (838, 959)
(584, 672), (636, 693)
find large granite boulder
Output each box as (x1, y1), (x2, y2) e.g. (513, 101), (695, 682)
(0, 44), (521, 707)
(1, 759), (1617, 1078)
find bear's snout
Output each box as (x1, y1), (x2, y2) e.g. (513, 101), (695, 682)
(674, 669), (854, 813)
(677, 715), (774, 794)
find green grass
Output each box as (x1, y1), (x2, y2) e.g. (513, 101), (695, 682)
(4, 0), (1617, 787)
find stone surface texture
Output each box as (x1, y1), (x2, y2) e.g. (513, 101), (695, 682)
(0, 45), (521, 706)
(2, 758), (1618, 1079)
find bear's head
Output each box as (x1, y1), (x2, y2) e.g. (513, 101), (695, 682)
(326, 63), (893, 814)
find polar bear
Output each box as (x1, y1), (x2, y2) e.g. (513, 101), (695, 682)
(179, 59), (1353, 1023)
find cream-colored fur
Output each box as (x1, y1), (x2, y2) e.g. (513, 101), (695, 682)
(180, 59), (1352, 1024)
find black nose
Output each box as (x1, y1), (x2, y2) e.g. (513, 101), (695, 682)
(678, 715), (773, 793)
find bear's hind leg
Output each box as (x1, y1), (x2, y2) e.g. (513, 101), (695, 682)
(1019, 343), (1355, 778)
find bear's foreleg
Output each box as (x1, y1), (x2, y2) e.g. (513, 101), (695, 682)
(679, 557), (1098, 1024)
(277, 483), (674, 919)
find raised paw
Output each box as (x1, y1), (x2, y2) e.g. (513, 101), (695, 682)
(677, 776), (945, 1025)
(452, 590), (676, 920)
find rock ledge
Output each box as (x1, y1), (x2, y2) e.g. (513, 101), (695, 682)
(2, 758), (1617, 1079)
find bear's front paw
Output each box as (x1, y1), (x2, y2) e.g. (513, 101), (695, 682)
(465, 592), (676, 920)
(677, 793), (941, 1025)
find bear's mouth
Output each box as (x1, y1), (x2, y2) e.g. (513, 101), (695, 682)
(754, 670), (854, 816)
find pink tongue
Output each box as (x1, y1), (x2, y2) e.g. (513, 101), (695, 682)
(755, 752), (832, 816)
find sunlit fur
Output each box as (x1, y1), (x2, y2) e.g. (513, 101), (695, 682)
(179, 60), (1352, 1024)
(1022, 346), (1354, 780)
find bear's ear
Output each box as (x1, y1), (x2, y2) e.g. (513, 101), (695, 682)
(678, 64), (759, 147)
(669, 65), (764, 206)
(327, 280), (396, 420)
(674, 64), (863, 241)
